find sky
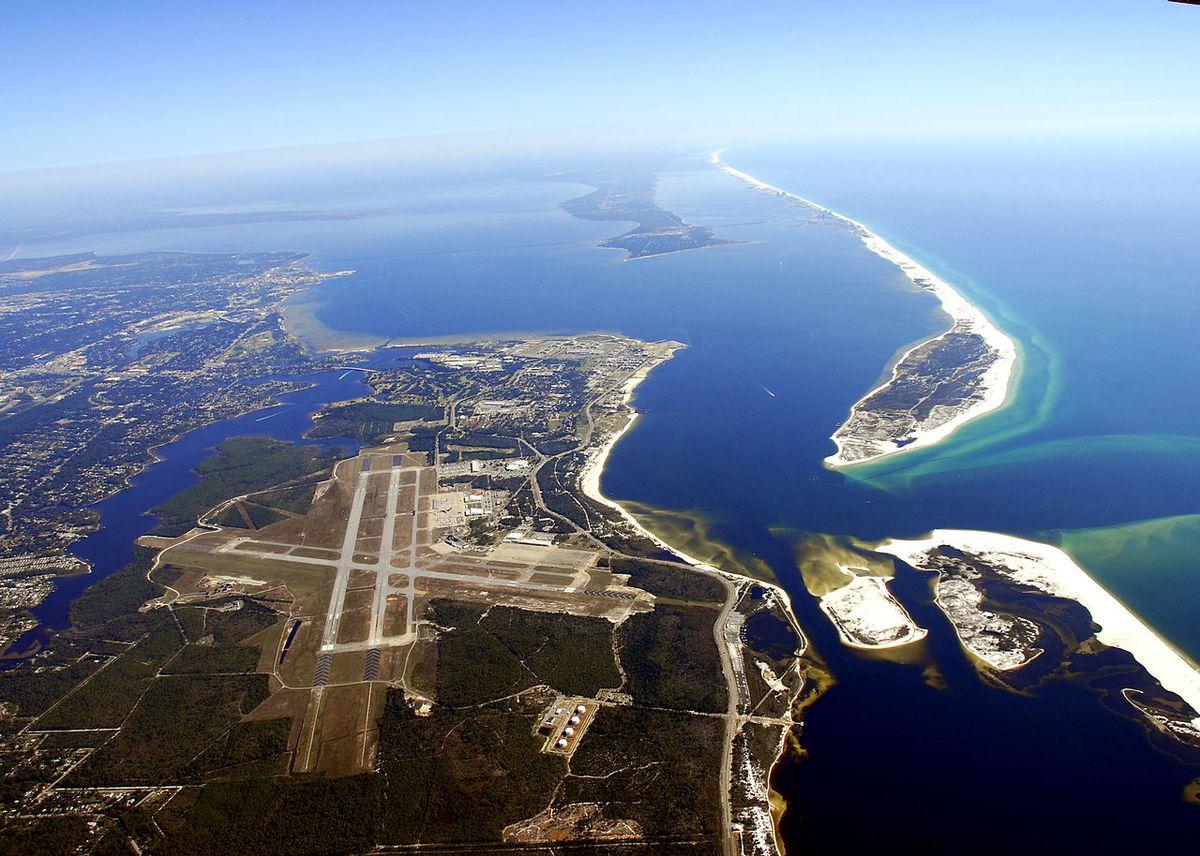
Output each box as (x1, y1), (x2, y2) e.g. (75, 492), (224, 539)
(2, 0), (1198, 171)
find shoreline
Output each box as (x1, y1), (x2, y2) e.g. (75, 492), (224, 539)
(580, 354), (775, 584)
(578, 347), (805, 856)
(708, 150), (1018, 469)
(817, 571), (928, 651)
(931, 575), (1042, 672)
(877, 529), (1200, 728)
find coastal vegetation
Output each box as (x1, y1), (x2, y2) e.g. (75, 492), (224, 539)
(308, 399), (442, 442)
(67, 547), (160, 630)
(563, 704), (724, 840)
(607, 555), (725, 603)
(561, 169), (736, 260)
(151, 436), (345, 536)
(36, 618), (182, 729)
(0, 816), (93, 856)
(66, 673), (273, 786)
(0, 638), (106, 719)
(430, 600), (621, 705)
(618, 603), (726, 713)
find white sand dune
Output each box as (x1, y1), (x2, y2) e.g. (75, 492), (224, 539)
(818, 570), (927, 650)
(878, 530), (1200, 727)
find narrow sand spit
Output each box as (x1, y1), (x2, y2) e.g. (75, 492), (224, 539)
(878, 530), (1200, 727)
(710, 150), (1017, 468)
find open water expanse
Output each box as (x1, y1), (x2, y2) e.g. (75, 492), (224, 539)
(13, 136), (1200, 847)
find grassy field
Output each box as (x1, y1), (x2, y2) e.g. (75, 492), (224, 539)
(152, 436), (344, 536)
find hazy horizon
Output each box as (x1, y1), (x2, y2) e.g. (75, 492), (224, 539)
(4, 0), (1198, 172)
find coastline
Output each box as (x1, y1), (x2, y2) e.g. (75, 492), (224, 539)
(817, 572), (927, 651)
(708, 150), (1018, 469)
(580, 360), (726, 573)
(578, 348), (806, 856)
(280, 294), (390, 354)
(877, 529), (1200, 728)
(580, 355), (773, 585)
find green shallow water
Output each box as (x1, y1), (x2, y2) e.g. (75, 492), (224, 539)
(1057, 514), (1200, 659)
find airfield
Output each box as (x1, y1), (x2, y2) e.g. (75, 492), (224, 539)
(152, 444), (652, 776)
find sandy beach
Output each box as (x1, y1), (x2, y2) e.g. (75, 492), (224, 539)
(576, 348), (811, 633)
(709, 151), (1017, 468)
(817, 570), (927, 650)
(578, 351), (806, 635)
(579, 361), (742, 574)
(582, 359), (764, 580)
(877, 530), (1200, 727)
(579, 352), (804, 856)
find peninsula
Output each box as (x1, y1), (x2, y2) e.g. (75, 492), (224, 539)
(0, 329), (807, 856)
(709, 151), (1017, 468)
(878, 530), (1200, 747)
(561, 170), (737, 260)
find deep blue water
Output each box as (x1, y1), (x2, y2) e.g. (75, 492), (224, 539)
(9, 138), (1200, 846)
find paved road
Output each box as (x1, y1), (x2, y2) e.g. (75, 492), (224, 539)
(214, 457), (631, 654)
(319, 467), (372, 649)
(713, 576), (744, 856)
(368, 468), (403, 645)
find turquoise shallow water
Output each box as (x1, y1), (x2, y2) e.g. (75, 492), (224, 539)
(9, 139), (1200, 845)
(718, 140), (1200, 656)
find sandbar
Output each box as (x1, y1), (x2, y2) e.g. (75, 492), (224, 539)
(816, 567), (927, 650)
(877, 529), (1200, 727)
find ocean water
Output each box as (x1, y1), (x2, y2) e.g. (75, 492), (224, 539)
(11, 137), (1200, 846)
(720, 139), (1200, 652)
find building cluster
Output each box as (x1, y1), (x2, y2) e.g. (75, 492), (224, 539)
(0, 253), (340, 632)
(540, 699), (597, 756)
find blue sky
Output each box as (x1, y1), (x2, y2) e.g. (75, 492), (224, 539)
(3, 0), (1198, 170)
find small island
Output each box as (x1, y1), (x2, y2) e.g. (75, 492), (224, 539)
(561, 171), (737, 260)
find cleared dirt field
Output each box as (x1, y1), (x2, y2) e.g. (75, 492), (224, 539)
(383, 594), (408, 638)
(392, 517), (414, 552)
(244, 686), (312, 769)
(328, 650), (367, 685)
(348, 568), (377, 589)
(487, 542), (597, 570)
(427, 562), (524, 581)
(528, 572), (574, 586)
(311, 682), (373, 776)
(236, 541), (291, 554)
(292, 546), (341, 560)
(336, 588), (374, 645)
